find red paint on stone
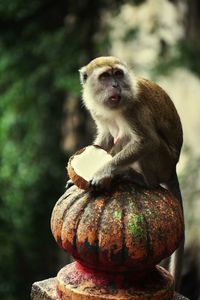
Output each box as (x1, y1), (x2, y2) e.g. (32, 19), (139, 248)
(57, 262), (175, 299)
(73, 261), (154, 288)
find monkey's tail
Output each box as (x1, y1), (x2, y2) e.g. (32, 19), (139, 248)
(165, 171), (185, 292)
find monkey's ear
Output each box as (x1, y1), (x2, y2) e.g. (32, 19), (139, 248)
(79, 67), (88, 85)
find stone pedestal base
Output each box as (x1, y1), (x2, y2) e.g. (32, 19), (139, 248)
(31, 262), (189, 300)
(31, 278), (189, 300)
(31, 277), (189, 300)
(57, 262), (174, 299)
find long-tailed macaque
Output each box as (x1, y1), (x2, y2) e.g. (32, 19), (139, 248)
(67, 56), (184, 291)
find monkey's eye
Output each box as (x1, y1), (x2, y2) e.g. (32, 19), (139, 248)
(114, 69), (124, 78)
(99, 72), (110, 80)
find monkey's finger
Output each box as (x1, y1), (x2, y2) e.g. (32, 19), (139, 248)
(88, 184), (98, 193)
(65, 179), (74, 190)
(89, 179), (98, 188)
(88, 179), (96, 190)
(89, 178), (103, 190)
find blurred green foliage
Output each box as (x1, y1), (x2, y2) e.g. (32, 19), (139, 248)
(0, 0), (128, 299)
(151, 39), (200, 78)
(0, 7), (68, 300)
(0, 1), (85, 299)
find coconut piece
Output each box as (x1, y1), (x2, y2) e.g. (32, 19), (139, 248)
(67, 145), (112, 190)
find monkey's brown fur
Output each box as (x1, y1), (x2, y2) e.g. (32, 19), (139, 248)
(129, 78), (183, 185)
(80, 57), (182, 186)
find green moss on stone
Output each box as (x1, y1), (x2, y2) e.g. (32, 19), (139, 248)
(114, 210), (122, 221)
(127, 214), (145, 239)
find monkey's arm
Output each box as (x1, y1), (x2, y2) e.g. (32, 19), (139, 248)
(90, 133), (158, 188)
(94, 131), (114, 151)
(93, 119), (114, 151)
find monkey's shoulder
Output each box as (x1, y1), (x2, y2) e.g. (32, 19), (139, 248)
(137, 77), (171, 103)
(136, 77), (180, 119)
(135, 77), (183, 148)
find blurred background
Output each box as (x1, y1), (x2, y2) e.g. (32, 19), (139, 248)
(0, 0), (199, 299)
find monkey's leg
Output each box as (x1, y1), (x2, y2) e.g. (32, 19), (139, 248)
(94, 133), (114, 152)
(119, 168), (149, 188)
(166, 171), (183, 209)
(160, 256), (170, 270)
(93, 119), (114, 151)
(170, 238), (185, 291)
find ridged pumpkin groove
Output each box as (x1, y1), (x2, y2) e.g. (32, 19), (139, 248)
(51, 180), (184, 272)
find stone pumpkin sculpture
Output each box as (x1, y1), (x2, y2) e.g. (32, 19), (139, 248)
(50, 146), (184, 300)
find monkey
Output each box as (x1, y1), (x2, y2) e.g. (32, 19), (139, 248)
(66, 56), (184, 291)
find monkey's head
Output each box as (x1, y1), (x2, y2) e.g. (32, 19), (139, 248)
(79, 56), (137, 113)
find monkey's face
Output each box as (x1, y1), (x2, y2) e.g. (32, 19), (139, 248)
(95, 67), (125, 109)
(80, 62), (135, 112)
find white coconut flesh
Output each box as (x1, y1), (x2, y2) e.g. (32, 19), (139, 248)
(71, 146), (112, 181)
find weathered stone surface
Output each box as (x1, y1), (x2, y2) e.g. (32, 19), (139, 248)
(51, 182), (184, 273)
(31, 278), (60, 300)
(31, 277), (189, 300)
(57, 262), (175, 299)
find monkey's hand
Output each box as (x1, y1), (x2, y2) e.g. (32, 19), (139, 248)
(89, 165), (113, 190)
(65, 179), (74, 190)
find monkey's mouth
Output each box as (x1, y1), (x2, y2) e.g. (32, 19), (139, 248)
(106, 95), (121, 108)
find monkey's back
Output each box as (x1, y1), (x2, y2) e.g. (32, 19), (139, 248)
(136, 78), (183, 162)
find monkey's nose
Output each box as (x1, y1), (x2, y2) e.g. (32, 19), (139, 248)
(111, 80), (119, 88)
